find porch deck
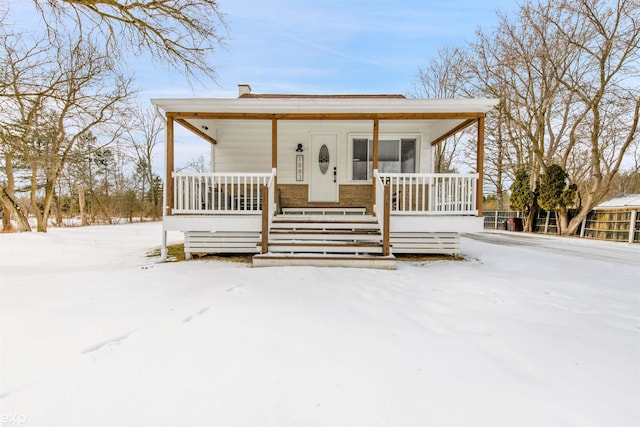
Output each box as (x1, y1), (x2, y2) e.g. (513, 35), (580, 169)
(165, 170), (481, 267)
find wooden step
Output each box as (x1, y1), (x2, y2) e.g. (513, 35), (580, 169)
(273, 215), (377, 223)
(269, 232), (381, 242)
(252, 253), (396, 269)
(281, 207), (366, 216)
(270, 222), (380, 231)
(260, 242), (383, 253)
(260, 209), (384, 259)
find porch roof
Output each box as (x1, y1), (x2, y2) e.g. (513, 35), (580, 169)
(151, 95), (499, 146)
(151, 96), (499, 115)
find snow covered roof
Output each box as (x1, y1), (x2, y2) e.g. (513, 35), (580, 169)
(238, 93), (407, 99)
(150, 96), (499, 114)
(595, 194), (640, 209)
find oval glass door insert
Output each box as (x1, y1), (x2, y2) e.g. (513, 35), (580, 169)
(318, 144), (329, 174)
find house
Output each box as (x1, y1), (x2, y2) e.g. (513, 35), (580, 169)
(151, 85), (499, 268)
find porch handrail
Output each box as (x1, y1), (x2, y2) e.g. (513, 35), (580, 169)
(268, 168), (276, 222)
(377, 172), (478, 215)
(373, 169), (385, 233)
(173, 171), (275, 214)
(373, 170), (391, 256)
(261, 168), (277, 254)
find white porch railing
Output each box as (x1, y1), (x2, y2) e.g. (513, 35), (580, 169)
(374, 171), (386, 234)
(376, 172), (478, 215)
(173, 171), (275, 214)
(260, 171), (277, 253)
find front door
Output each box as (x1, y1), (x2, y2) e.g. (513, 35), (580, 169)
(309, 133), (338, 202)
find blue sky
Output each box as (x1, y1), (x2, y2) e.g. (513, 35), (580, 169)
(4, 0), (519, 168)
(4, 0), (520, 99)
(137, 0), (520, 167)
(139, 0), (519, 98)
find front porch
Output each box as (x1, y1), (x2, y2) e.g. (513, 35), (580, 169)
(164, 169), (482, 267)
(153, 91), (498, 267)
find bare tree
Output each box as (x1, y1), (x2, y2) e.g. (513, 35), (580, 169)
(125, 105), (163, 220)
(454, 0), (639, 234)
(178, 154), (211, 173)
(413, 46), (473, 173)
(547, 0), (640, 234)
(0, 32), (134, 231)
(32, 0), (227, 82)
(0, 34), (53, 232)
(0, 137), (31, 232)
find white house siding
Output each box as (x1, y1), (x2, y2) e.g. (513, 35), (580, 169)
(212, 120), (272, 173)
(211, 119), (434, 182)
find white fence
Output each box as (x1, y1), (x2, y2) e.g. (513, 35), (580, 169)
(173, 172), (275, 214)
(376, 173), (478, 215)
(173, 171), (476, 216)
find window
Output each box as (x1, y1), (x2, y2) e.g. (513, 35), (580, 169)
(352, 137), (416, 180)
(352, 138), (370, 181)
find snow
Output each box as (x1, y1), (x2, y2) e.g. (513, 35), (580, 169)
(596, 193), (640, 209)
(1, 223), (639, 427)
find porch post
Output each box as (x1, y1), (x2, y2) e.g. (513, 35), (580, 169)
(166, 115), (175, 215)
(372, 118), (379, 205)
(476, 116), (484, 216)
(383, 184), (390, 256)
(272, 118), (278, 189)
(261, 185), (269, 254)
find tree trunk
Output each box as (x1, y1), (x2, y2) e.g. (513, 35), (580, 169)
(78, 185), (88, 226)
(140, 179), (146, 223)
(564, 204), (591, 236)
(29, 171), (47, 232)
(54, 188), (63, 227)
(524, 207), (536, 232)
(32, 176), (58, 232)
(152, 183), (160, 221)
(1, 206), (12, 232)
(0, 186), (31, 232)
(2, 148), (17, 232)
(555, 207), (570, 235)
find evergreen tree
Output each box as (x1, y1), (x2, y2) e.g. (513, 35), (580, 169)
(509, 168), (537, 231)
(509, 168), (535, 213)
(538, 164), (577, 212)
(538, 164), (577, 234)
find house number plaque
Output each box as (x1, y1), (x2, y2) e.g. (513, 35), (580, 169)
(296, 154), (303, 181)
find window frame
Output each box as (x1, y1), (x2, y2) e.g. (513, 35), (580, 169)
(349, 134), (420, 182)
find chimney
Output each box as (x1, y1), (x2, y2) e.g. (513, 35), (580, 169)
(238, 84), (252, 97)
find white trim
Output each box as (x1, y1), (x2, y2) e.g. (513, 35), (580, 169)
(390, 216), (483, 233)
(164, 215), (261, 232)
(151, 97), (500, 114)
(158, 108), (168, 262)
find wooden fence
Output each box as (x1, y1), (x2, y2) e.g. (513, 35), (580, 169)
(484, 209), (640, 243)
(580, 209), (639, 243)
(483, 210), (523, 230)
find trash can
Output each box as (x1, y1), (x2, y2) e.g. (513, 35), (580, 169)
(502, 220), (509, 230)
(514, 218), (523, 231)
(508, 218), (524, 232)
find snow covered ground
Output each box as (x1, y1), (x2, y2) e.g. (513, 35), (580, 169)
(1, 223), (638, 427)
